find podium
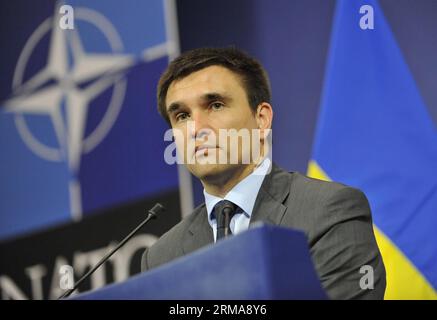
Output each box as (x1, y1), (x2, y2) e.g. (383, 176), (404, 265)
(73, 224), (328, 299)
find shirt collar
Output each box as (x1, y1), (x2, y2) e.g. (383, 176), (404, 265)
(204, 157), (271, 222)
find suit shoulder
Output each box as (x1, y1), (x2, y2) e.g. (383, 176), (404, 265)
(280, 171), (371, 228)
(152, 203), (205, 247)
(142, 203), (206, 270)
(289, 172), (368, 203)
(283, 171), (372, 235)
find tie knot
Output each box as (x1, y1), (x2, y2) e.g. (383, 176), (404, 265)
(214, 200), (237, 240)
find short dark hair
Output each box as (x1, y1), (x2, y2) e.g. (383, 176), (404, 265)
(157, 47), (271, 124)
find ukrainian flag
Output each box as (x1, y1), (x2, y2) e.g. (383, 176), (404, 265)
(308, 0), (437, 299)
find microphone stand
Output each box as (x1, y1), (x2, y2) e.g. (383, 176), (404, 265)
(58, 203), (165, 299)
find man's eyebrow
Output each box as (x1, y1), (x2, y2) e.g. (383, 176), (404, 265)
(201, 92), (232, 103)
(166, 92), (232, 115)
(166, 102), (184, 115)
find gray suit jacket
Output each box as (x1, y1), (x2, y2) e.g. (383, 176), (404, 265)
(141, 164), (386, 299)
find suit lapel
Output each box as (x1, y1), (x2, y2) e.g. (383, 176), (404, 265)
(250, 164), (292, 226)
(182, 205), (214, 255)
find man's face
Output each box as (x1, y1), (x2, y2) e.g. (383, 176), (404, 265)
(165, 65), (263, 182)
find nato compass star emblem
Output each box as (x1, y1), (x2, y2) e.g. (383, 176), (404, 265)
(2, 6), (134, 221)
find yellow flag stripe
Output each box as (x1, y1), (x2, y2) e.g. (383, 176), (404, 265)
(307, 160), (437, 299)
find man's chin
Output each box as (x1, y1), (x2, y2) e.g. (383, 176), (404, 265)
(187, 163), (239, 181)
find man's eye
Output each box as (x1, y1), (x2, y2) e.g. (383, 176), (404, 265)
(176, 112), (189, 122)
(210, 102), (224, 110)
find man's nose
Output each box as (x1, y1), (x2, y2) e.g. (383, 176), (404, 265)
(189, 112), (212, 140)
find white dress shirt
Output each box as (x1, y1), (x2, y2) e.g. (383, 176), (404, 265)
(204, 158), (271, 242)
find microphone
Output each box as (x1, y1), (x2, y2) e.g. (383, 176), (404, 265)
(58, 203), (165, 299)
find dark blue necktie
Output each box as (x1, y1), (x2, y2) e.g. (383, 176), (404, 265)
(214, 200), (237, 241)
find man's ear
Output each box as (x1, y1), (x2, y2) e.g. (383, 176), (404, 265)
(256, 102), (273, 132)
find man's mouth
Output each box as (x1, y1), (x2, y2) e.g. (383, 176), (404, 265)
(194, 145), (218, 156)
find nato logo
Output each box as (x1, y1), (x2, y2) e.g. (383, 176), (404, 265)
(0, 1), (179, 240)
(4, 5), (133, 219)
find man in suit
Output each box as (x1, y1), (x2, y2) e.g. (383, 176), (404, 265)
(141, 47), (386, 299)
